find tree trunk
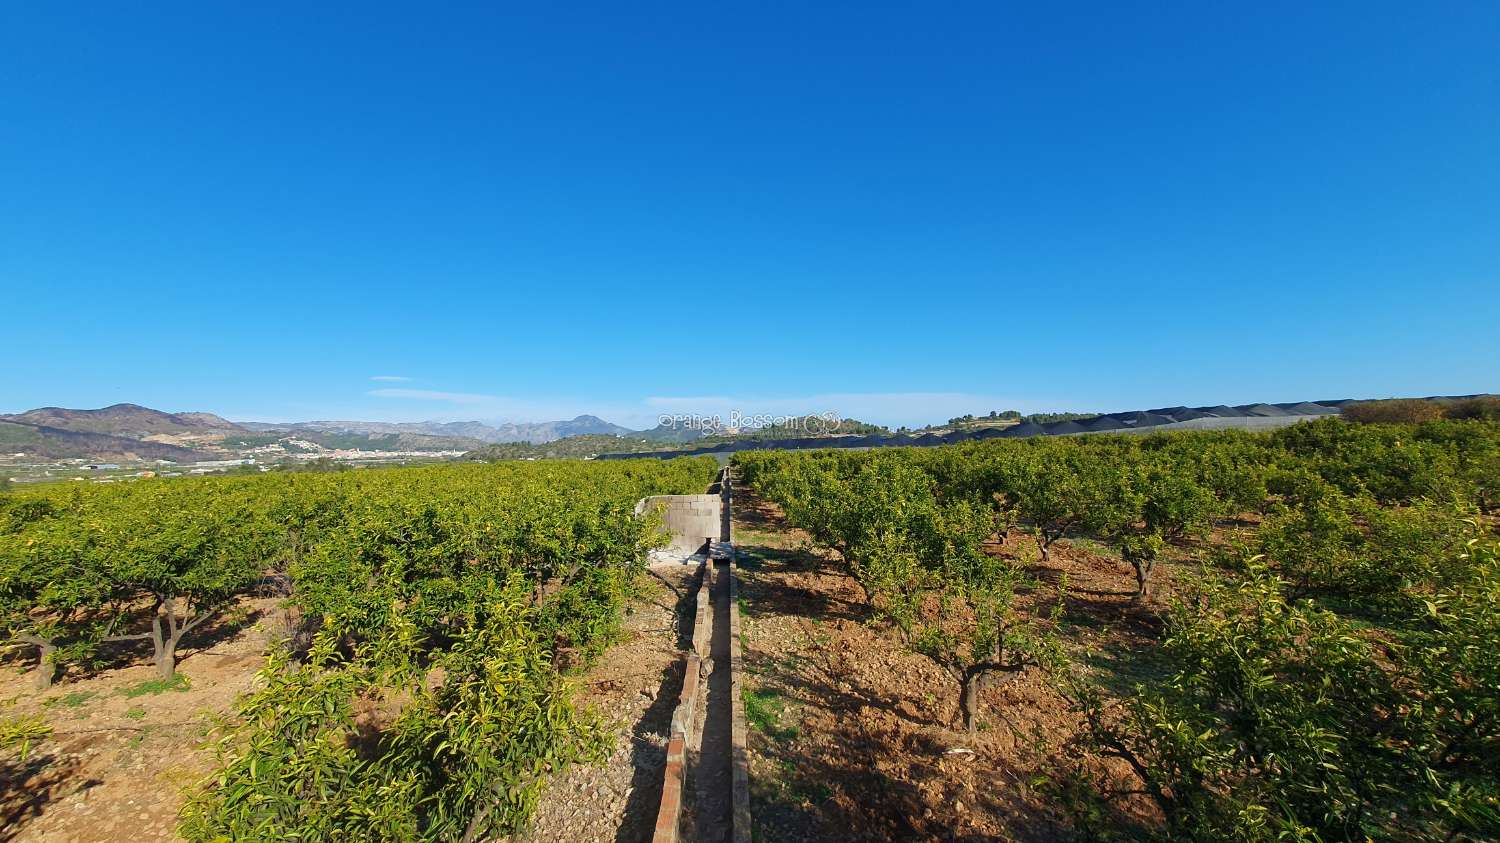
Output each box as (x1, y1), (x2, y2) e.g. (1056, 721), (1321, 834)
(147, 596), (216, 681)
(842, 550), (875, 607)
(32, 639), (58, 690)
(155, 642), (177, 680)
(150, 610), (167, 680)
(1132, 558), (1154, 601)
(833, 544), (852, 579)
(151, 601), (178, 681)
(959, 670), (984, 732)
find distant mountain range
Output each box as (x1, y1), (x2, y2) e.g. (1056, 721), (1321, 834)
(4, 404), (239, 437)
(0, 405), (239, 462)
(0, 404), (684, 464)
(240, 414), (638, 444)
(1, 401), (920, 466)
(0, 404), (493, 463)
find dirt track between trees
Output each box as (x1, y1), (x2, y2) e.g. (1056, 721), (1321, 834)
(731, 489), (1166, 842)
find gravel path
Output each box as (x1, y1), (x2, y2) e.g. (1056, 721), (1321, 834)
(510, 564), (701, 843)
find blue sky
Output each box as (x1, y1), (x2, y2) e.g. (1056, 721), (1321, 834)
(2, 2), (1496, 429)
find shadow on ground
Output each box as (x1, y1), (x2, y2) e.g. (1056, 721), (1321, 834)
(0, 751), (100, 842)
(730, 490), (1072, 842)
(613, 564), (706, 843)
(736, 545), (1080, 842)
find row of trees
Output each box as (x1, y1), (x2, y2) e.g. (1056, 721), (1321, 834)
(736, 417), (1500, 840)
(1, 457), (719, 840)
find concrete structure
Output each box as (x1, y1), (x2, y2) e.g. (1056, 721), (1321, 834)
(651, 467), (747, 842)
(637, 468), (733, 560)
(636, 494), (724, 556)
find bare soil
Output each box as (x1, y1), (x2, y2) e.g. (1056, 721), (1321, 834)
(732, 489), (1172, 842)
(0, 596), (284, 842)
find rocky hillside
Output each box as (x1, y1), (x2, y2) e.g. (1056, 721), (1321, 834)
(0, 404), (481, 463)
(0, 404), (242, 438)
(0, 420), (212, 462)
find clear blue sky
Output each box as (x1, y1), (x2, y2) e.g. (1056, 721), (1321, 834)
(2, 2), (1496, 428)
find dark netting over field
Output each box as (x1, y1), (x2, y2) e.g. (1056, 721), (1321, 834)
(1000, 422), (1047, 438)
(1041, 420), (1088, 435)
(1239, 403), (1292, 417)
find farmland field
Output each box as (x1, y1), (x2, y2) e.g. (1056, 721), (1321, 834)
(9, 3), (1499, 840)
(732, 417), (1500, 841)
(2, 416), (1498, 842)
(0, 457), (718, 841)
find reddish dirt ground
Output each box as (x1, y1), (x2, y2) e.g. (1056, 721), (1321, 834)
(0, 596), (285, 842)
(733, 489), (1171, 842)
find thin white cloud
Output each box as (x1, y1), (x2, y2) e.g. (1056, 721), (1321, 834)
(367, 388), (497, 405)
(370, 375), (413, 382)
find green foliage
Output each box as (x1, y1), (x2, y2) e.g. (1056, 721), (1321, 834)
(947, 410), (1095, 425)
(743, 687), (797, 742)
(1019, 411), (1098, 424)
(1343, 398), (1447, 425)
(464, 434), (665, 461)
(44, 690), (95, 709)
(739, 447), (1066, 731)
(179, 576), (609, 841)
(1257, 486), (1473, 611)
(1446, 396), (1500, 421)
(739, 419), (1500, 836)
(1078, 550), (1500, 841)
(1271, 417), (1495, 505)
(1136, 465), (1215, 540)
(0, 455), (717, 840)
(120, 674), (191, 698)
(0, 714), (52, 761)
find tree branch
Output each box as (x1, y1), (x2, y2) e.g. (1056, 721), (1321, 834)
(179, 608), (217, 636)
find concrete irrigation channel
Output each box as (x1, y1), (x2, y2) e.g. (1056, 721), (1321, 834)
(642, 468), (751, 843)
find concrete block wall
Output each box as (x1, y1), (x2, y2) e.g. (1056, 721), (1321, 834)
(637, 493), (726, 555)
(647, 469), (747, 842)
